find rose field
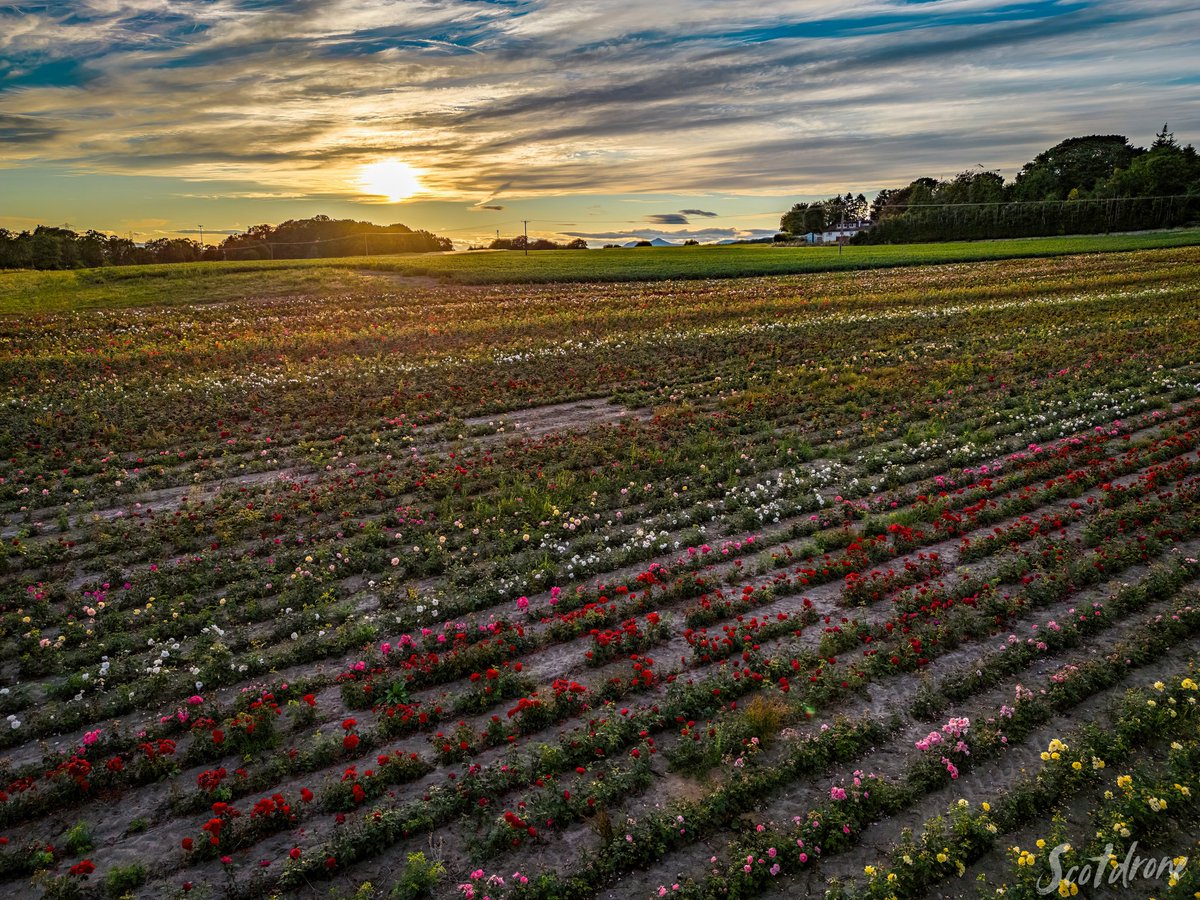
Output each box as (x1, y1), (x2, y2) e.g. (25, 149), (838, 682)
(4, 245), (1200, 899)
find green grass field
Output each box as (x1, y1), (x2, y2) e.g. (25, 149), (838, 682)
(365, 229), (1200, 283)
(2, 228), (1199, 315)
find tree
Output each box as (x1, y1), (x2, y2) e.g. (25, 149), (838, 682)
(77, 230), (110, 268)
(786, 203), (827, 233)
(219, 217), (450, 259)
(144, 237), (200, 263)
(1012, 135), (1139, 201)
(780, 202), (810, 234)
(1106, 131), (1199, 198)
(29, 231), (62, 270)
(939, 170), (1006, 205)
(1151, 123), (1177, 151)
(784, 193), (870, 234)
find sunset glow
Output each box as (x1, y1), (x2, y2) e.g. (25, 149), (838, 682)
(0, 1), (1196, 246)
(357, 160), (423, 203)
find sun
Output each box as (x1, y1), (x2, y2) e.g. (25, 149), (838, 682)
(358, 159), (423, 202)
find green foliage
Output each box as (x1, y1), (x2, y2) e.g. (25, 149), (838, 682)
(862, 127), (1200, 243)
(387, 852), (446, 899)
(104, 863), (146, 897)
(63, 821), (94, 855)
(1012, 134), (1140, 200)
(0, 216), (451, 272)
(125, 818), (149, 834)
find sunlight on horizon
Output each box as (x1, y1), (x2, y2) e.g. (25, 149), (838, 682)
(357, 159), (423, 202)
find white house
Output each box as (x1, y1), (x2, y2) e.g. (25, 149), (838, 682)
(805, 222), (870, 244)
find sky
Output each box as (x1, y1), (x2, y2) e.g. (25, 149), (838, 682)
(1, 0), (1198, 247)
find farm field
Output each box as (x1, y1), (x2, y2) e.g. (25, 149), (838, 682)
(4, 229), (1200, 317)
(362, 229), (1200, 284)
(2, 246), (1200, 899)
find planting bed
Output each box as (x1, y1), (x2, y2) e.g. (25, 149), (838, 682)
(2, 247), (1200, 899)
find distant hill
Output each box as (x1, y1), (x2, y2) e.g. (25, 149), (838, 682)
(622, 237), (680, 247)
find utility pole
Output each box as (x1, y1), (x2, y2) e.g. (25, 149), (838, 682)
(364, 233), (370, 257)
(198, 225), (204, 258)
(523, 220), (528, 256)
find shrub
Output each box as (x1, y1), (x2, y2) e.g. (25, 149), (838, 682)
(388, 851), (446, 899)
(63, 821), (94, 855)
(741, 694), (788, 744)
(104, 863), (146, 897)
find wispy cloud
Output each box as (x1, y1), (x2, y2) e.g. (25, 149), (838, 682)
(563, 226), (777, 243)
(0, 0), (1197, 206)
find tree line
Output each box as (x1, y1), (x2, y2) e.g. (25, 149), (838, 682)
(780, 192), (870, 235)
(780, 126), (1200, 243)
(0, 216), (451, 270)
(480, 235), (589, 251)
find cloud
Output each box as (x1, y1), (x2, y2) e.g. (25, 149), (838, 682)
(0, 214), (49, 230)
(680, 208), (719, 217)
(0, 113), (57, 145)
(174, 191), (314, 200)
(562, 226), (777, 243)
(0, 0), (1197, 206)
(473, 204), (505, 211)
(647, 213), (690, 224)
